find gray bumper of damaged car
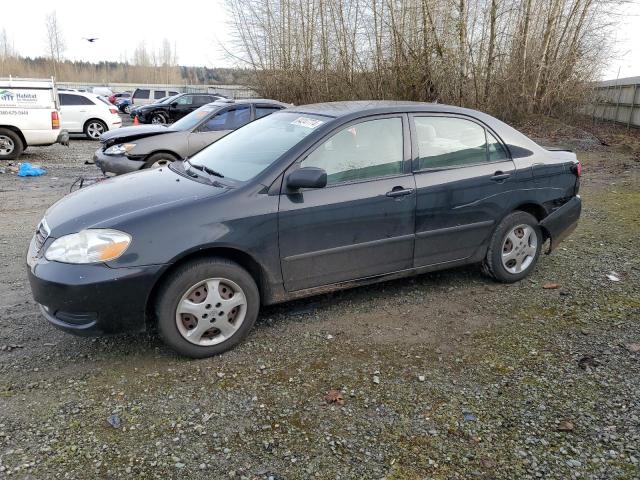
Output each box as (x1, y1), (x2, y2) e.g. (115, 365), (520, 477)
(93, 149), (144, 175)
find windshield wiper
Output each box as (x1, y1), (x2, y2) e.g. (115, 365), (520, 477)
(186, 160), (225, 178)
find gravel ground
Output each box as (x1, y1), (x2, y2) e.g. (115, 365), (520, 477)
(0, 116), (638, 479)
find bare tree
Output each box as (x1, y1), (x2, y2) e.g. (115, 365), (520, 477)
(225, 0), (621, 119)
(44, 11), (65, 78)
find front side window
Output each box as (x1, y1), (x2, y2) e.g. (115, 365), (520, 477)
(201, 105), (251, 131)
(134, 89), (150, 100)
(301, 117), (403, 185)
(176, 95), (194, 105)
(414, 116), (489, 169)
(256, 106), (282, 119)
(153, 90), (166, 99)
(189, 111), (326, 181)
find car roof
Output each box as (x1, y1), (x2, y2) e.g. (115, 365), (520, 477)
(287, 100), (476, 118)
(203, 98), (290, 108)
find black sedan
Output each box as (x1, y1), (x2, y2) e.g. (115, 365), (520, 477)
(27, 101), (581, 358)
(132, 93), (221, 124)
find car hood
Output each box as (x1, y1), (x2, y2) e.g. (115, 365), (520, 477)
(44, 167), (226, 237)
(100, 125), (177, 145)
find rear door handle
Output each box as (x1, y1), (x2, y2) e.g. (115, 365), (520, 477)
(490, 171), (511, 182)
(386, 187), (414, 198)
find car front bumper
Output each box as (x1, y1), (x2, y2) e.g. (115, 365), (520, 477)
(94, 148), (144, 175)
(541, 195), (582, 252)
(27, 241), (164, 336)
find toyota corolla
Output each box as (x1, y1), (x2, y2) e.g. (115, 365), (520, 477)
(27, 101), (581, 358)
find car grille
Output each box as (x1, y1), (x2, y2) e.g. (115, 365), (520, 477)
(35, 220), (50, 251)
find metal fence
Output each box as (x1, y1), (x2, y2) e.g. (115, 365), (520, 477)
(56, 82), (259, 99)
(591, 76), (640, 128)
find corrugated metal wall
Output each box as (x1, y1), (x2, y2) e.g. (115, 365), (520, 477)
(592, 76), (640, 128)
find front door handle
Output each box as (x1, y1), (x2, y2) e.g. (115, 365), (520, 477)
(490, 171), (511, 182)
(386, 187), (414, 198)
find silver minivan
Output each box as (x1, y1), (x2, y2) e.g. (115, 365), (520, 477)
(131, 87), (181, 106)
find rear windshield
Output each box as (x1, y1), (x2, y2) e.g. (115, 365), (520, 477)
(189, 111), (326, 181)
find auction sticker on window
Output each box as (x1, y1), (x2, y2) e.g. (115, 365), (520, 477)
(291, 116), (324, 129)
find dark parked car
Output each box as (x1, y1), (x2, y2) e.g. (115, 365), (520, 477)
(115, 97), (133, 114)
(131, 93), (222, 124)
(27, 101), (581, 358)
(108, 92), (131, 104)
(95, 99), (289, 174)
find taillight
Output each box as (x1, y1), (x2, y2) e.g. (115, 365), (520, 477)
(109, 108), (118, 114)
(51, 111), (60, 130)
(573, 161), (582, 177)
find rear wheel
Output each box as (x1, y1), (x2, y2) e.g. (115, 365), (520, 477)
(124, 104), (132, 114)
(0, 128), (23, 160)
(143, 152), (178, 169)
(482, 211), (542, 283)
(155, 258), (260, 358)
(84, 119), (107, 140)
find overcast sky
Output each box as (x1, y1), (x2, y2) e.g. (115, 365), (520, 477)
(1, 0), (638, 80)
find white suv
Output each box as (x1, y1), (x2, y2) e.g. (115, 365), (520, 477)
(0, 77), (68, 160)
(58, 92), (122, 140)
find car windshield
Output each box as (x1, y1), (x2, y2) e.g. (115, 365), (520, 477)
(172, 105), (220, 131)
(189, 111), (327, 181)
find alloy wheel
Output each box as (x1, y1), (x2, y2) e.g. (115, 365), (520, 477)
(0, 135), (15, 155)
(175, 278), (247, 346)
(501, 224), (538, 274)
(151, 114), (167, 125)
(87, 122), (105, 139)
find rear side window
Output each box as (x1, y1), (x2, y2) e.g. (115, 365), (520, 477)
(134, 89), (150, 100)
(256, 106), (282, 119)
(169, 91), (180, 96)
(414, 117), (489, 170)
(59, 94), (95, 106)
(301, 117), (404, 185)
(487, 131), (508, 161)
(153, 90), (166, 99)
(194, 95), (214, 105)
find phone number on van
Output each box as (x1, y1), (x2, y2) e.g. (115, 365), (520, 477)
(0, 110), (28, 115)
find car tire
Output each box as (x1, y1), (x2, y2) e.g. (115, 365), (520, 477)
(0, 128), (23, 160)
(155, 257), (260, 358)
(150, 112), (168, 125)
(482, 211), (542, 283)
(124, 105), (132, 114)
(143, 152), (178, 169)
(84, 119), (107, 140)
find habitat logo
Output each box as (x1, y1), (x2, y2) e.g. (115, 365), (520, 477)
(0, 89), (15, 101)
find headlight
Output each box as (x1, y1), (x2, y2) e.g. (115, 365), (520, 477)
(45, 229), (131, 264)
(104, 143), (136, 155)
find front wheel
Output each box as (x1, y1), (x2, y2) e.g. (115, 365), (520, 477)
(143, 152), (177, 169)
(150, 112), (168, 125)
(482, 211), (542, 283)
(155, 258), (260, 358)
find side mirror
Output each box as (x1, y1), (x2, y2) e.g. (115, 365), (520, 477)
(286, 167), (327, 190)
(171, 101), (178, 108)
